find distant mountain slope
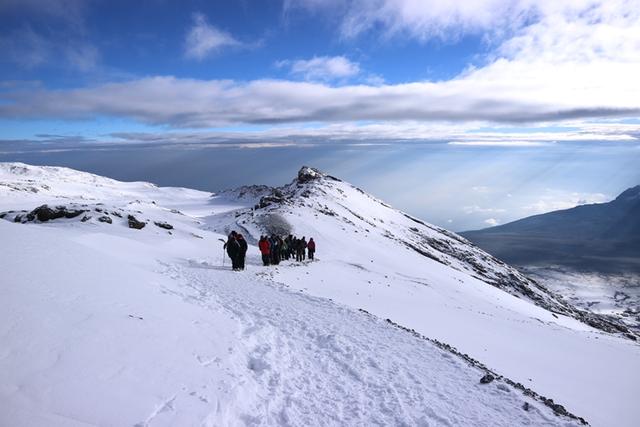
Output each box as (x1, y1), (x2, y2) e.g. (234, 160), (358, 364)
(461, 186), (640, 273)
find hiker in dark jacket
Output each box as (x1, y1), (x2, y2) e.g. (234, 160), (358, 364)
(307, 237), (316, 260)
(270, 235), (280, 265)
(285, 235), (294, 260)
(281, 238), (288, 261)
(224, 232), (241, 270)
(296, 237), (307, 262)
(237, 234), (248, 270)
(291, 237), (298, 260)
(300, 237), (307, 261)
(258, 236), (270, 266)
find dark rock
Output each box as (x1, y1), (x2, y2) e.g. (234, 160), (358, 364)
(63, 209), (84, 219)
(297, 166), (324, 184)
(25, 205), (86, 222)
(0, 212), (5, 219)
(81, 216), (91, 222)
(154, 221), (173, 230)
(257, 193), (288, 209)
(98, 216), (112, 224)
(523, 402), (530, 411)
(127, 215), (146, 229)
(27, 205), (61, 221)
(480, 374), (495, 384)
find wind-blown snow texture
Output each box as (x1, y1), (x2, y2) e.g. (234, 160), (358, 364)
(1, 162), (639, 427)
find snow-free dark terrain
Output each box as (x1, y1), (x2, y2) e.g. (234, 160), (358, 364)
(1, 163), (639, 427)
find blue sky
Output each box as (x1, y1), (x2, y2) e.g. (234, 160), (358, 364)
(1, 0), (639, 230)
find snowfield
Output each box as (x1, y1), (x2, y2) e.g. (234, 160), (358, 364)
(1, 162), (639, 427)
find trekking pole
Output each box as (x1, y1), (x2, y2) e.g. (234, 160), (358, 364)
(218, 238), (226, 267)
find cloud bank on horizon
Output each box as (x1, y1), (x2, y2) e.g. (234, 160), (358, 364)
(0, 0), (639, 146)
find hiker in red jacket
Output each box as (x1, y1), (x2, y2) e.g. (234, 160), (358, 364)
(307, 237), (316, 260)
(258, 235), (271, 266)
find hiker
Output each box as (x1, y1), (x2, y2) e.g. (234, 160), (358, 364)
(281, 238), (289, 261)
(224, 232), (241, 271)
(277, 236), (285, 262)
(300, 237), (307, 261)
(286, 235), (294, 260)
(258, 235), (270, 266)
(270, 234), (280, 265)
(291, 237), (298, 260)
(237, 234), (248, 270)
(307, 237), (316, 260)
(296, 236), (307, 262)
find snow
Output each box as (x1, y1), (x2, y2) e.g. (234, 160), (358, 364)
(1, 162), (639, 426)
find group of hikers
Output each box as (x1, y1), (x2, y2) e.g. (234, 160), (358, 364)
(258, 234), (316, 266)
(224, 231), (316, 271)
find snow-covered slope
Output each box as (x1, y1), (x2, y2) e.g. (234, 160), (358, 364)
(1, 162), (639, 427)
(209, 166), (634, 337)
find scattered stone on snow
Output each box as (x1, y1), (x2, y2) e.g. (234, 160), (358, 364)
(127, 215), (146, 229)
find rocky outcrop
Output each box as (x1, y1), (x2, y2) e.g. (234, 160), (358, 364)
(26, 205), (86, 222)
(480, 374), (495, 384)
(256, 190), (289, 209)
(98, 216), (112, 224)
(154, 221), (173, 230)
(127, 215), (146, 230)
(297, 166), (324, 184)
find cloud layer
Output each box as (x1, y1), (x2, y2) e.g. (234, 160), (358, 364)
(1, 0), (639, 141)
(2, 71), (638, 128)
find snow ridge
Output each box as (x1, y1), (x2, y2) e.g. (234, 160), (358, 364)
(218, 167), (634, 339)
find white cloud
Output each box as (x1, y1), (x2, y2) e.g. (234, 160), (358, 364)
(484, 218), (500, 226)
(522, 191), (610, 214)
(94, 119), (640, 147)
(279, 1), (640, 122)
(184, 13), (240, 60)
(278, 56), (360, 81)
(2, 76), (639, 128)
(449, 140), (552, 147)
(463, 206), (507, 214)
(2, 1), (639, 136)
(339, 0), (526, 41)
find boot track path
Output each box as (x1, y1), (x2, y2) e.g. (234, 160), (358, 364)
(159, 258), (580, 427)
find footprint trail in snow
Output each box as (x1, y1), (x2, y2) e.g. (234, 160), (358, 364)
(165, 259), (580, 427)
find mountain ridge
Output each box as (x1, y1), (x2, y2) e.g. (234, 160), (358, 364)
(461, 184), (640, 272)
(201, 166), (635, 338)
